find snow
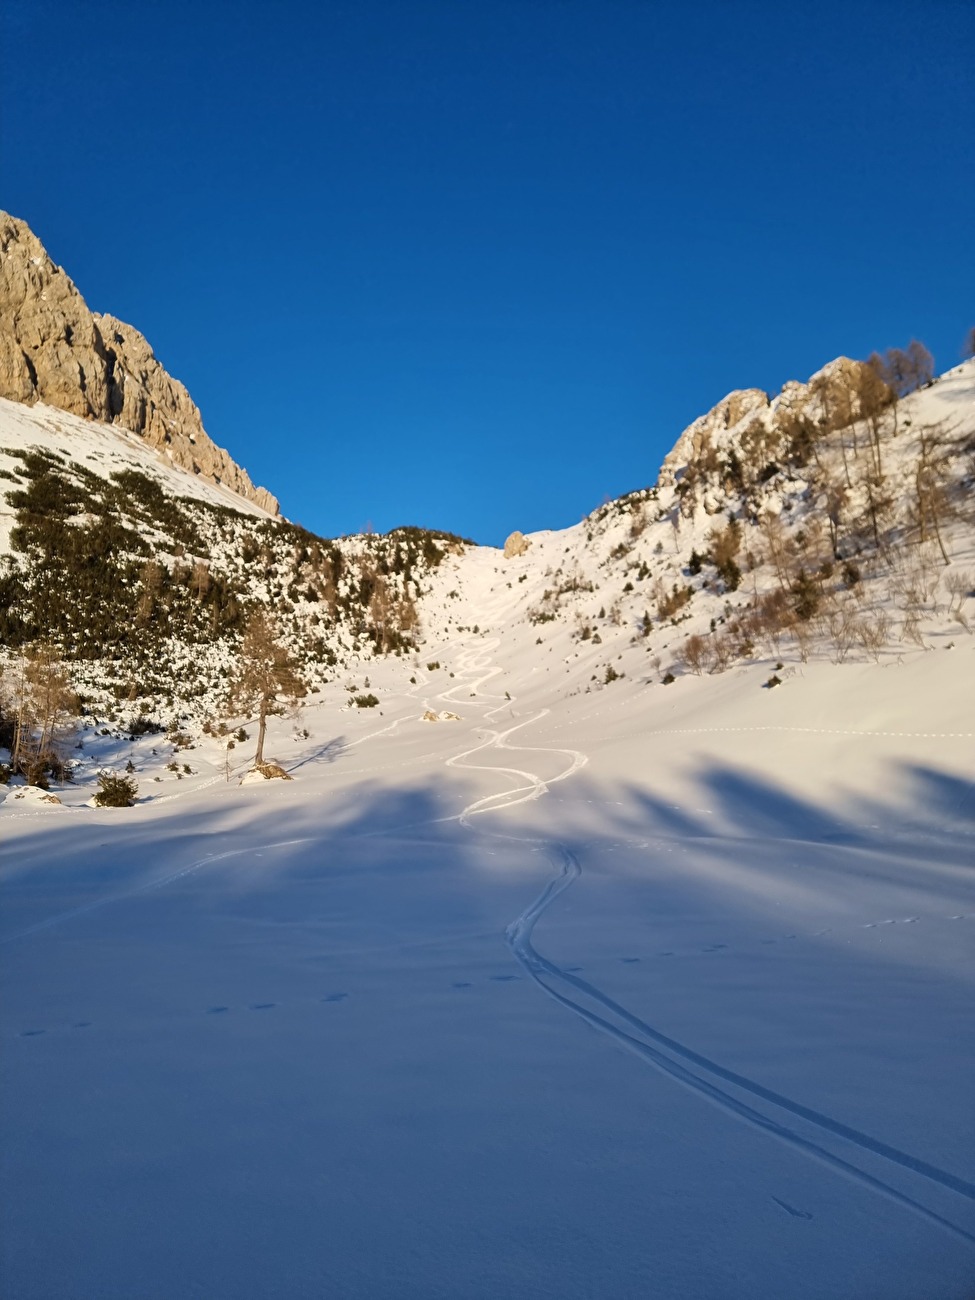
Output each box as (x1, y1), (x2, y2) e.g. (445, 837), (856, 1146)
(2, 362), (974, 1295)
(0, 395), (274, 559)
(2, 616), (973, 1298)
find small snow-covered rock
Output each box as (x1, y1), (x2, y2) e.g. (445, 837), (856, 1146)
(8, 785), (62, 806)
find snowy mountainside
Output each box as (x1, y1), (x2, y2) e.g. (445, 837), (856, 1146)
(0, 338), (972, 796)
(417, 357), (975, 697)
(0, 396), (275, 546)
(0, 395), (467, 723)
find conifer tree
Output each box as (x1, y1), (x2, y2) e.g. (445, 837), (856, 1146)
(226, 611), (307, 768)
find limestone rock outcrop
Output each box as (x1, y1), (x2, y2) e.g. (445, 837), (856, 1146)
(503, 530), (531, 558)
(660, 387), (770, 484)
(0, 211), (278, 515)
(659, 357), (876, 497)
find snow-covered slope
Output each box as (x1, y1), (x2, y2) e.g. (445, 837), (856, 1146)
(0, 396), (465, 720)
(2, 592), (973, 1297)
(415, 359), (975, 698)
(2, 341), (974, 1296)
(0, 395), (275, 552)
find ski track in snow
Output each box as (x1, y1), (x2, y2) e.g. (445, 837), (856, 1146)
(5, 625), (973, 1247)
(0, 839), (315, 945)
(435, 631), (975, 1248)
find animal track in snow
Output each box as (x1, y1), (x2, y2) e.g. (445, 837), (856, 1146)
(771, 1195), (813, 1220)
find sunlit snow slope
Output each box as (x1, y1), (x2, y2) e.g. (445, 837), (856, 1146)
(2, 349), (974, 1298)
(2, 584), (973, 1297)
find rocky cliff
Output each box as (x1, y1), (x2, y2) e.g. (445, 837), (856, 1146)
(0, 212), (278, 514)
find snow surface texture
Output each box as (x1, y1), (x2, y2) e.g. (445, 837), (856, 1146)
(2, 361), (974, 1296)
(2, 608), (974, 1297)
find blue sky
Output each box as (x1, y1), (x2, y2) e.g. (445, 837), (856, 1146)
(4, 1), (973, 545)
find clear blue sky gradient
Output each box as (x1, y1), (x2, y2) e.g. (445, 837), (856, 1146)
(4, 1), (973, 545)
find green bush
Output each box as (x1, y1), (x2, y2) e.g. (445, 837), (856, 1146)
(353, 693), (379, 708)
(94, 772), (138, 807)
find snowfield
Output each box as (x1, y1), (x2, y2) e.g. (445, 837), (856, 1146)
(2, 607), (973, 1298)
(2, 358), (974, 1296)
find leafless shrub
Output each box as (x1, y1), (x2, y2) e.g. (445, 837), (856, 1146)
(854, 610), (891, 660)
(826, 603), (860, 663)
(682, 634), (714, 675)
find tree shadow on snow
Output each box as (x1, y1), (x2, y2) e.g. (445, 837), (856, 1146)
(285, 735), (349, 774)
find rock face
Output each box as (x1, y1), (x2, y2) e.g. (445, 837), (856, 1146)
(0, 212), (278, 515)
(659, 357), (876, 498)
(503, 530), (531, 558)
(660, 387), (770, 484)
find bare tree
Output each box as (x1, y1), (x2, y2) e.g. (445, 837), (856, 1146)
(811, 371), (853, 488)
(136, 559), (163, 628)
(823, 481), (848, 559)
(868, 341), (933, 400)
(858, 362), (894, 478)
(758, 512), (790, 591)
(3, 643), (77, 784)
(226, 611), (307, 768)
(913, 424), (954, 564)
(190, 560), (211, 601)
(905, 339), (934, 391)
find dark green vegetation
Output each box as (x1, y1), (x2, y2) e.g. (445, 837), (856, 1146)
(93, 771), (139, 807)
(0, 447), (468, 714)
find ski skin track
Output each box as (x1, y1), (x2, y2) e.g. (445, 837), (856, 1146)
(438, 634), (975, 1248)
(5, 627), (972, 1246)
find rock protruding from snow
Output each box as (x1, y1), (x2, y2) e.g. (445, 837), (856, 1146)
(660, 357), (880, 496)
(660, 387), (770, 485)
(253, 761), (293, 780)
(0, 211), (279, 515)
(503, 530), (532, 558)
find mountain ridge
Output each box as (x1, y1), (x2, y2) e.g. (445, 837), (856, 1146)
(0, 212), (278, 514)
(0, 212), (972, 754)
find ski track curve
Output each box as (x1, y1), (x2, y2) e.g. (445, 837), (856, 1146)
(438, 632), (975, 1248)
(6, 624), (972, 1244)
